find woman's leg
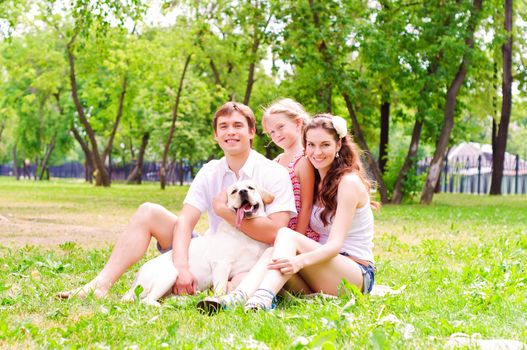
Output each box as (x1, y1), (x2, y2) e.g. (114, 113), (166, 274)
(58, 202), (178, 298)
(282, 274), (313, 294)
(248, 228), (363, 308)
(234, 247), (274, 296)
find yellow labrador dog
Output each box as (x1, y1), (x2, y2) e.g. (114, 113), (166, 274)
(122, 180), (273, 306)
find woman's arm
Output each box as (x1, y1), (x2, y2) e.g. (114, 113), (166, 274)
(269, 174), (368, 274)
(294, 157), (315, 234)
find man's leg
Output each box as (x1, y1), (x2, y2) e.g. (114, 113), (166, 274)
(58, 202), (178, 298)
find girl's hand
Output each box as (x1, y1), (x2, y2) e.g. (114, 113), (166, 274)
(268, 257), (303, 275)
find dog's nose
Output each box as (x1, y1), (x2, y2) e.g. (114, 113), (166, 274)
(239, 189), (248, 199)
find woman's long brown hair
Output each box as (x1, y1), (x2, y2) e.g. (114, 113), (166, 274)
(302, 114), (376, 226)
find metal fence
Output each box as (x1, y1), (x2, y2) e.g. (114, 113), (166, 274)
(418, 154), (527, 195)
(2, 155), (526, 194)
(0, 161), (194, 185)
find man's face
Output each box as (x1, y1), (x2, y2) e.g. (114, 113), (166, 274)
(214, 112), (255, 156)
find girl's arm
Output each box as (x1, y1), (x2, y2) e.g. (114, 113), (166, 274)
(294, 157), (315, 234)
(269, 174), (368, 273)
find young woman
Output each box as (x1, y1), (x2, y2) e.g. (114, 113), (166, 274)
(199, 113), (377, 312)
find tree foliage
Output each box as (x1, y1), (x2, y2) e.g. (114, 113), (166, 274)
(1, 0), (526, 202)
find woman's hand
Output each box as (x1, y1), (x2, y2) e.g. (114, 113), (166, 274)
(267, 257), (303, 275)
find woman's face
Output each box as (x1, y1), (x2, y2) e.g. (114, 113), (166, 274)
(305, 127), (340, 175)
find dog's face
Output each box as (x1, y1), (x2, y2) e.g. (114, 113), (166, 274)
(226, 180), (274, 228)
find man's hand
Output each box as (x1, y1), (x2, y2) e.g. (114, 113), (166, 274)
(212, 189), (228, 217)
(267, 257), (303, 275)
(173, 267), (197, 295)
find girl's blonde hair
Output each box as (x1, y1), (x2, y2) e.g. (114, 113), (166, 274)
(262, 98), (310, 132)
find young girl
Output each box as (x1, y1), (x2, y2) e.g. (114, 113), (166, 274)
(198, 114), (377, 312)
(262, 98), (319, 242)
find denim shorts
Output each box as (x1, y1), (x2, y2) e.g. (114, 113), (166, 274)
(357, 263), (375, 294)
(340, 252), (375, 294)
(156, 231), (199, 253)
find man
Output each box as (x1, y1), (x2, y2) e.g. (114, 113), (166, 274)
(58, 102), (295, 298)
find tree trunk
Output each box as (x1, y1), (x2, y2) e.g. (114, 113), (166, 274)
(38, 136), (56, 180)
(126, 132), (149, 184)
(421, 0), (482, 204)
(67, 33), (110, 186)
(178, 159), (184, 186)
(492, 118), (498, 151)
(13, 144), (19, 180)
(71, 126), (95, 183)
(343, 92), (389, 203)
(309, 0), (333, 112)
(391, 119), (423, 203)
(243, 10), (271, 106)
(210, 59), (224, 87)
(103, 75), (128, 162)
(94, 74), (128, 186)
(391, 2), (469, 203)
(0, 120), (5, 145)
(490, 0), (513, 195)
(243, 59), (257, 106)
(379, 101), (390, 174)
(128, 136), (135, 162)
(321, 87), (332, 113)
(160, 54), (192, 189)
(391, 50), (446, 204)
(491, 62), (499, 152)
(243, 22), (260, 105)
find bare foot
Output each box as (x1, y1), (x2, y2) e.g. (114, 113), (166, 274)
(57, 280), (110, 299)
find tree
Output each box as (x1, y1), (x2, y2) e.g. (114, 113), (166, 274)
(274, 0), (389, 203)
(43, 0), (145, 186)
(490, 0), (513, 195)
(0, 28), (73, 180)
(160, 53), (192, 189)
(420, 0), (484, 204)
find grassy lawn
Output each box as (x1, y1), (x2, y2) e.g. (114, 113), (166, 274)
(0, 176), (526, 349)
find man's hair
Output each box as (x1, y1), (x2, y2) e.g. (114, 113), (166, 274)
(213, 102), (256, 131)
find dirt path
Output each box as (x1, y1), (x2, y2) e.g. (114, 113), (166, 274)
(0, 208), (131, 249)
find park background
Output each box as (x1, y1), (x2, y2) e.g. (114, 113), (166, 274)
(0, 0), (526, 348)
(1, 0), (527, 202)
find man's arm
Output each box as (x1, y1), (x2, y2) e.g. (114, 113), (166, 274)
(172, 204), (201, 294)
(213, 191), (290, 244)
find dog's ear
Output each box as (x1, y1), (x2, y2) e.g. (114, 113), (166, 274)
(259, 188), (275, 205)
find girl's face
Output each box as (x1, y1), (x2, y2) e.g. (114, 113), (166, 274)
(305, 127), (341, 175)
(264, 113), (302, 151)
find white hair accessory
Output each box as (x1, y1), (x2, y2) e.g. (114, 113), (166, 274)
(331, 116), (348, 139)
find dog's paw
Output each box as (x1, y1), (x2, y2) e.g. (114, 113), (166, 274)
(56, 284), (107, 300)
(141, 298), (161, 307)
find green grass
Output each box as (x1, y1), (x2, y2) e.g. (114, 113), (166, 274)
(0, 176), (526, 349)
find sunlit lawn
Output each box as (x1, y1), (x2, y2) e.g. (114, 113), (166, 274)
(0, 176), (526, 348)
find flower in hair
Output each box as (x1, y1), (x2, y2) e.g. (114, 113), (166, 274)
(331, 116), (348, 139)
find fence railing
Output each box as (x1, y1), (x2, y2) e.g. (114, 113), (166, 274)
(2, 155), (526, 194)
(0, 161), (194, 185)
(418, 154), (527, 195)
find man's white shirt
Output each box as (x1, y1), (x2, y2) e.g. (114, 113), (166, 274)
(184, 150), (297, 234)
